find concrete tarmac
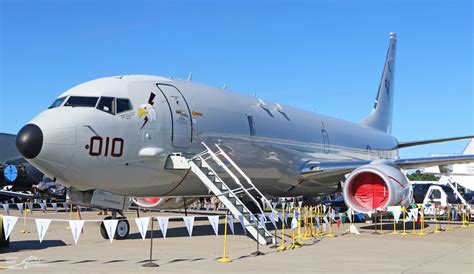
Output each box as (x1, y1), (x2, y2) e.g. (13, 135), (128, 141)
(1, 210), (473, 273)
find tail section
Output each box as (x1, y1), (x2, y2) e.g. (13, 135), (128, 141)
(462, 139), (474, 155)
(361, 32), (397, 133)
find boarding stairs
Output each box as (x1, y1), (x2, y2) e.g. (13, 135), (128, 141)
(442, 177), (469, 206)
(188, 142), (276, 245)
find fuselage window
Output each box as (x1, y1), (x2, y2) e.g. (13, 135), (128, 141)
(49, 96), (66, 109)
(247, 115), (256, 136)
(64, 96), (99, 108)
(116, 98), (133, 113)
(97, 97), (116, 115)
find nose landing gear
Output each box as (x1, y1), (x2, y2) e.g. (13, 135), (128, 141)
(99, 211), (130, 240)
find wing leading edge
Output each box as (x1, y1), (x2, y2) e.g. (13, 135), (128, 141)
(301, 154), (474, 181)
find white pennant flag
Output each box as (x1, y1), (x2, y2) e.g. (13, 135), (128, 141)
(346, 208), (354, 223)
(258, 214), (266, 226)
(282, 202), (286, 210)
(349, 224), (360, 234)
(323, 215), (329, 225)
(392, 206), (402, 223)
(102, 219), (118, 243)
(69, 220), (85, 244)
(134, 217), (150, 240)
(35, 219), (51, 243)
(2, 215), (19, 240)
(298, 201), (303, 208)
(272, 202), (277, 209)
(268, 213), (277, 229)
(63, 203), (69, 212)
(39, 202), (47, 213)
(182, 216), (195, 237)
(238, 215), (246, 234)
(406, 211), (413, 222)
(52, 203), (58, 212)
(28, 202), (34, 214)
(249, 214), (256, 224)
(410, 208), (419, 220)
(207, 216), (219, 236)
(156, 217), (169, 238)
(323, 205), (327, 212)
(330, 210), (336, 221)
(2, 203), (10, 215)
(227, 215), (235, 234)
(279, 212), (286, 225)
(16, 203), (24, 215)
(291, 216), (298, 229)
(367, 211), (372, 218)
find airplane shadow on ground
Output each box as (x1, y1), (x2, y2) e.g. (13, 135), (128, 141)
(0, 240), (67, 252)
(360, 222), (429, 231)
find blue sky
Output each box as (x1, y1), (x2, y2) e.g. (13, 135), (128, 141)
(1, 0), (472, 158)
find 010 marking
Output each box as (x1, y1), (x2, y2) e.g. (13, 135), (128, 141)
(88, 136), (124, 157)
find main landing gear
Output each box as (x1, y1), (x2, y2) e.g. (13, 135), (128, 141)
(99, 210), (130, 240)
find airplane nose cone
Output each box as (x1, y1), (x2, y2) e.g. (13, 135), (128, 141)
(16, 124), (43, 159)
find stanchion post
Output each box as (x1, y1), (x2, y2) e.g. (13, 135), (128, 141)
(446, 205), (453, 231)
(66, 204), (73, 230)
(143, 217), (159, 267)
(20, 202), (29, 234)
(217, 214), (232, 263)
(251, 215), (265, 256)
(277, 210), (286, 251)
(400, 207), (408, 236)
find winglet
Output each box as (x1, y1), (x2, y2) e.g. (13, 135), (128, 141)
(361, 32), (397, 133)
(187, 72), (193, 82)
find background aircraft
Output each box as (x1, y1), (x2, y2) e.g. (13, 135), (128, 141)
(423, 139), (474, 192)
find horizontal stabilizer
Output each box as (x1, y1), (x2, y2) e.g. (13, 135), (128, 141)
(398, 135), (474, 148)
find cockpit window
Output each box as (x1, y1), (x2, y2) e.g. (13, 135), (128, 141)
(49, 97), (66, 109)
(64, 96), (99, 107)
(116, 98), (133, 113)
(97, 97), (115, 115)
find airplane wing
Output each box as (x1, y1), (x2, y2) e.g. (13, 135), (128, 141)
(300, 154), (474, 181)
(0, 189), (34, 199)
(397, 135), (474, 148)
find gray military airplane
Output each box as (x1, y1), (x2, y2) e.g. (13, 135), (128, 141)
(15, 32), (473, 242)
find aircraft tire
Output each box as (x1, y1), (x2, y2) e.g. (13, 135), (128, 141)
(115, 218), (130, 240)
(100, 216), (130, 240)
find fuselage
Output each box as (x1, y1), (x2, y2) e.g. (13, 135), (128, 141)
(21, 75), (399, 197)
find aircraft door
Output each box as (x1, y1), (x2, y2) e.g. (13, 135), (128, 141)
(156, 84), (192, 148)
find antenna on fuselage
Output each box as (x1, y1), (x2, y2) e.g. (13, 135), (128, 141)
(187, 72), (193, 82)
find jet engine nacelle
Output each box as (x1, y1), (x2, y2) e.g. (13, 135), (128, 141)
(343, 163), (413, 213)
(132, 196), (197, 209)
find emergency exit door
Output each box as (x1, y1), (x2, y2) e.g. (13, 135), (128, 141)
(156, 84), (192, 148)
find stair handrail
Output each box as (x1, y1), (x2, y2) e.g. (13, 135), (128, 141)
(200, 142), (267, 219)
(215, 143), (277, 214)
(443, 177), (467, 205)
(196, 157), (257, 221)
